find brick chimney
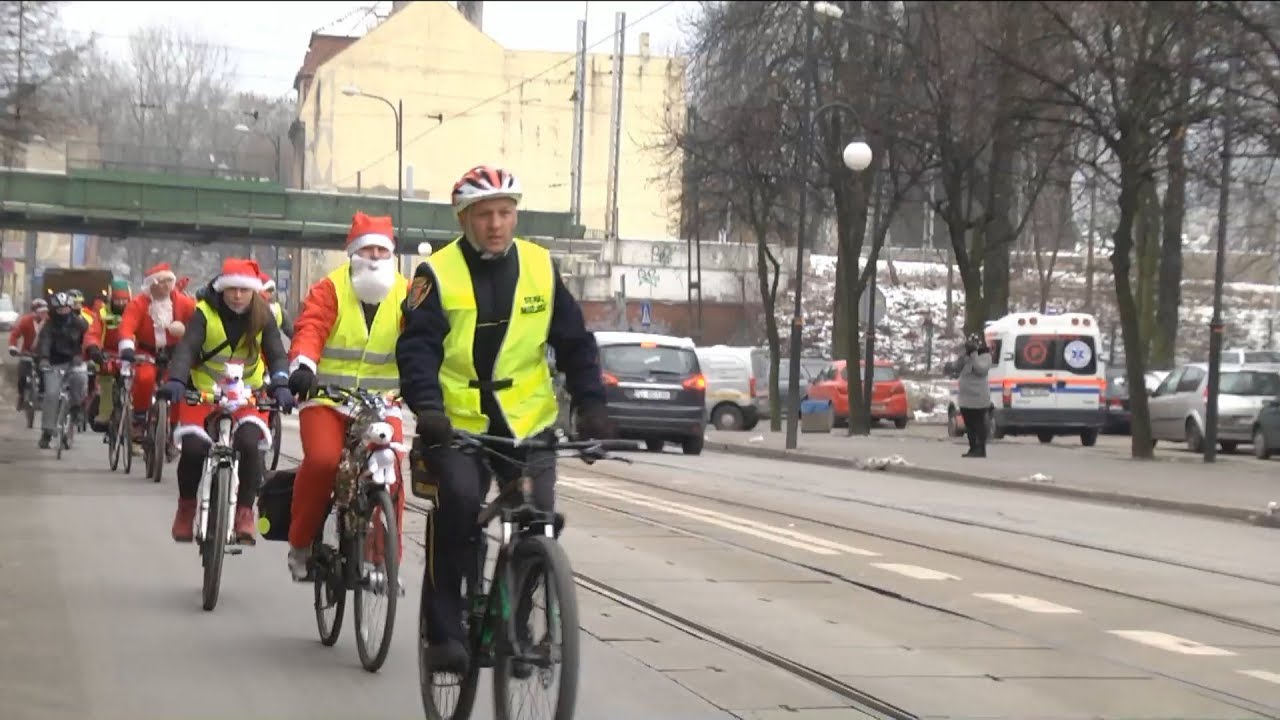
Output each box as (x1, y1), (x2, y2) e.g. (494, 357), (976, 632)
(457, 1), (483, 31)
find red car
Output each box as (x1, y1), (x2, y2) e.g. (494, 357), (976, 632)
(806, 359), (910, 429)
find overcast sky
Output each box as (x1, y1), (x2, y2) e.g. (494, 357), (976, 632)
(60, 1), (693, 99)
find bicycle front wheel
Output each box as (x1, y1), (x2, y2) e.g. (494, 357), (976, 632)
(313, 507), (347, 647)
(269, 410), (282, 471)
(54, 398), (67, 461)
(150, 400), (168, 483)
(201, 467), (231, 612)
(493, 535), (580, 720)
(354, 487), (399, 672)
(108, 405), (122, 471)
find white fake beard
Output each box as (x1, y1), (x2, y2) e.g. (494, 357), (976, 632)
(349, 256), (396, 304)
(150, 297), (174, 346)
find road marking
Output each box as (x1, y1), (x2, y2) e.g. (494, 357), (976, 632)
(871, 563), (960, 581)
(1239, 670), (1280, 685)
(1108, 630), (1237, 656)
(559, 476), (879, 556)
(973, 593), (1081, 614)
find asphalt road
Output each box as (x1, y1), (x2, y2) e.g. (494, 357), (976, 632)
(2, 406), (1278, 719)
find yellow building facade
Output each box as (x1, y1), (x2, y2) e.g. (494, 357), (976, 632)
(296, 1), (686, 241)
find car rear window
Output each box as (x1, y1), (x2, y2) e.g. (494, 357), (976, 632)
(1013, 334), (1097, 375)
(1220, 371), (1280, 397)
(1242, 351), (1280, 364)
(839, 365), (899, 382)
(601, 344), (697, 376)
(1106, 370), (1129, 398)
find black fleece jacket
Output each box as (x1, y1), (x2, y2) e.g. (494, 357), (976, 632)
(167, 289), (290, 389)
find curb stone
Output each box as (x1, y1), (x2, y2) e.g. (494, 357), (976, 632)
(705, 441), (1272, 527)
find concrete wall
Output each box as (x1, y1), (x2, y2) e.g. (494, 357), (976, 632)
(297, 2), (686, 241)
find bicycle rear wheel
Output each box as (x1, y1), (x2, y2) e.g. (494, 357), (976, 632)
(313, 507), (347, 647)
(54, 398), (67, 461)
(354, 488), (399, 672)
(201, 467), (230, 612)
(108, 405), (122, 471)
(493, 535), (580, 720)
(24, 382), (35, 429)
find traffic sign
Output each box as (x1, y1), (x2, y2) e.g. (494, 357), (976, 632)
(640, 300), (652, 328)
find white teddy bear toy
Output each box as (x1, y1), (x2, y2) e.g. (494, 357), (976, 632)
(364, 421), (406, 486)
(218, 361), (249, 411)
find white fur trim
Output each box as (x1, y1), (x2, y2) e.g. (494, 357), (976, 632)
(262, 279), (276, 292)
(142, 271), (177, 289)
(236, 415), (272, 448)
(173, 424), (212, 447)
(212, 274), (265, 293)
(118, 339), (136, 353)
(347, 232), (395, 256)
(289, 355), (317, 375)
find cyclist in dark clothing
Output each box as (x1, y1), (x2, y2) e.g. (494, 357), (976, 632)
(35, 292), (90, 448)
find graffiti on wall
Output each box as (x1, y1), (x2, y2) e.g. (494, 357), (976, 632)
(650, 243), (675, 265)
(636, 267), (660, 288)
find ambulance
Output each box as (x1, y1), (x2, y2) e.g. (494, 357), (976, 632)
(948, 311), (1107, 446)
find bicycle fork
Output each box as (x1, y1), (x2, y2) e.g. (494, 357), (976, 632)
(197, 453), (243, 556)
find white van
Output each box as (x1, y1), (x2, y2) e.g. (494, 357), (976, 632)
(948, 311), (1107, 446)
(694, 345), (766, 431)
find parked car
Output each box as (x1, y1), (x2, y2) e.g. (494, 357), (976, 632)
(1251, 397), (1280, 459)
(592, 331), (707, 455)
(694, 345), (765, 431)
(1149, 363), (1280, 452)
(758, 355), (827, 420)
(806, 359), (909, 429)
(1102, 366), (1131, 434)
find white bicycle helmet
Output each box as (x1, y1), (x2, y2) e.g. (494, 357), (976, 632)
(451, 165), (522, 214)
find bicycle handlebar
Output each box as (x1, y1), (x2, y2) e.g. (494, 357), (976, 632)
(307, 384), (402, 407)
(450, 430), (642, 464)
(183, 389), (279, 412)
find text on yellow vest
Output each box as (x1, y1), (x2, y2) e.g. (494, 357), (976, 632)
(428, 237), (559, 439)
(311, 263), (406, 404)
(191, 300), (265, 393)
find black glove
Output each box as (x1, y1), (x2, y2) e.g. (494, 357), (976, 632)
(272, 384), (297, 412)
(7, 347), (16, 357)
(119, 347), (136, 363)
(86, 346), (104, 364)
(575, 402), (612, 440)
(288, 366), (315, 398)
(416, 409), (453, 448)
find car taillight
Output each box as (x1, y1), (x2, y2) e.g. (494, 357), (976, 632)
(683, 374), (706, 391)
(602, 372), (619, 386)
(749, 376), (757, 397)
(1002, 386), (1013, 408)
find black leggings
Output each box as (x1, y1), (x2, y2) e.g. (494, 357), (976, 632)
(176, 423), (265, 507)
(960, 407), (987, 453)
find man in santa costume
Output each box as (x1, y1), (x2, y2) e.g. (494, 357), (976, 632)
(285, 211), (408, 581)
(117, 262), (198, 440)
(8, 298), (49, 410)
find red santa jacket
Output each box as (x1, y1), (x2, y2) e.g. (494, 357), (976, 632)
(288, 268), (408, 375)
(117, 291), (197, 356)
(7, 313), (44, 354)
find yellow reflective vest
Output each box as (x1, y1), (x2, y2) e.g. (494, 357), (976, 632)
(428, 237), (558, 440)
(98, 305), (122, 330)
(191, 300), (265, 393)
(271, 302), (283, 329)
(310, 263), (407, 406)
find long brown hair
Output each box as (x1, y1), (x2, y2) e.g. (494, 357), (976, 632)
(226, 291), (271, 359)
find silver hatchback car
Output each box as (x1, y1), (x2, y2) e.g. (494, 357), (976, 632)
(1149, 363), (1280, 452)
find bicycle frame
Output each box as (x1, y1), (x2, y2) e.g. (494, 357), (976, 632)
(195, 404), (240, 547)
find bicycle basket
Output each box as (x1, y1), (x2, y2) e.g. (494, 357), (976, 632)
(256, 469), (296, 542)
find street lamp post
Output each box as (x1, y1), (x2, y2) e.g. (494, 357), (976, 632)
(782, 103), (873, 449)
(343, 86), (404, 265)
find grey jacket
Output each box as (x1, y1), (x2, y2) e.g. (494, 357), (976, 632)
(957, 351), (992, 409)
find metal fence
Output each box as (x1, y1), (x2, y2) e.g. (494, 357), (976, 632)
(64, 141), (270, 183)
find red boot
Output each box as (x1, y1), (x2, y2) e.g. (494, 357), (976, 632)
(234, 506), (257, 546)
(172, 498), (196, 543)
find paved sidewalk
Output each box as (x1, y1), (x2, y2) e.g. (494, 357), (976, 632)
(704, 426), (1280, 525)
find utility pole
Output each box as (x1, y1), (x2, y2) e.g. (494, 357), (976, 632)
(604, 11), (626, 239)
(784, 0), (816, 451)
(569, 19), (587, 227)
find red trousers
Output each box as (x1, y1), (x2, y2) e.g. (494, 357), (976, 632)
(130, 361), (159, 415)
(288, 405), (406, 558)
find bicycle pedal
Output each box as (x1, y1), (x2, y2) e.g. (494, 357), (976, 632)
(224, 546), (244, 556)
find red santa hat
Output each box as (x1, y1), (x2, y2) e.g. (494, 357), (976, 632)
(212, 257), (265, 293)
(346, 211), (396, 256)
(141, 262), (177, 290)
(259, 272), (276, 292)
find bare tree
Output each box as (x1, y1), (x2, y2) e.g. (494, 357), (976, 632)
(0, 1), (90, 161)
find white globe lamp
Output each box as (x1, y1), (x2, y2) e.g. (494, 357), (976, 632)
(417, 242), (434, 257)
(842, 141), (873, 171)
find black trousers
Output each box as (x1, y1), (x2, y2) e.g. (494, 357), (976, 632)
(176, 423), (265, 507)
(960, 407), (987, 454)
(421, 436), (557, 645)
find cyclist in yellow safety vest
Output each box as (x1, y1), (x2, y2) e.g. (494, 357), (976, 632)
(259, 273), (294, 339)
(160, 258), (296, 544)
(84, 279), (133, 432)
(397, 164), (612, 674)
(284, 211), (409, 582)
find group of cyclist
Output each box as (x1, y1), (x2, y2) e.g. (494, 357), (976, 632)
(7, 164), (612, 676)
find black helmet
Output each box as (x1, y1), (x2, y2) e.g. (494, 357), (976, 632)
(48, 292), (70, 310)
